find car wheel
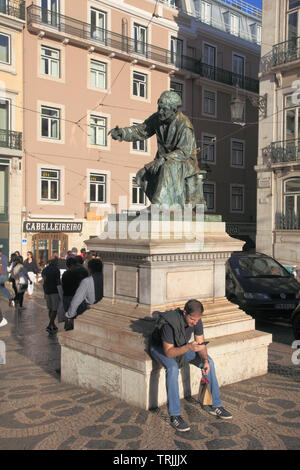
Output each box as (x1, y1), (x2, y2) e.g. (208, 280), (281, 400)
(292, 312), (300, 340)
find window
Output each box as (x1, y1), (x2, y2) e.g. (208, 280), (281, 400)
(90, 116), (107, 146)
(89, 173), (106, 203)
(41, 0), (59, 27)
(250, 24), (261, 45)
(203, 90), (216, 117)
(134, 23), (147, 56)
(40, 168), (60, 201)
(201, 1), (212, 24)
(90, 8), (106, 43)
(0, 99), (10, 147)
(285, 94), (300, 142)
(170, 81), (183, 101)
(230, 14), (240, 36)
(284, 179), (300, 227)
(231, 140), (245, 167)
(90, 59), (107, 89)
(170, 37), (183, 67)
(41, 46), (60, 78)
(203, 43), (216, 66)
(289, 1), (300, 10)
(203, 182), (215, 211)
(41, 106), (60, 139)
(233, 54), (245, 88)
(132, 176), (145, 205)
(231, 185), (244, 212)
(0, 33), (10, 64)
(132, 122), (147, 152)
(202, 134), (216, 163)
(133, 72), (147, 98)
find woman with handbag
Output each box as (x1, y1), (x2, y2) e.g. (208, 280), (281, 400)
(12, 257), (32, 311)
(24, 251), (40, 298)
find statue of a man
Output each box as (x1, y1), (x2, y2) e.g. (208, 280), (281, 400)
(109, 90), (205, 209)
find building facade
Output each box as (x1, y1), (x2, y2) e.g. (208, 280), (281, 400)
(21, 0), (261, 263)
(0, 0), (24, 257)
(257, 0), (300, 265)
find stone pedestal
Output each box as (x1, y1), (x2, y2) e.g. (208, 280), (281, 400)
(58, 218), (272, 409)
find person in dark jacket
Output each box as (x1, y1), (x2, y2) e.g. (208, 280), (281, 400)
(24, 251), (40, 298)
(150, 299), (232, 432)
(42, 258), (61, 333)
(61, 257), (88, 313)
(64, 258), (103, 331)
(0, 248), (11, 302)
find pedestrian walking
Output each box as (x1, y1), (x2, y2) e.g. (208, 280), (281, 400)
(0, 308), (8, 328)
(41, 258), (61, 334)
(7, 253), (17, 306)
(24, 251), (40, 298)
(64, 258), (103, 331)
(150, 299), (232, 432)
(12, 257), (32, 311)
(0, 248), (13, 304)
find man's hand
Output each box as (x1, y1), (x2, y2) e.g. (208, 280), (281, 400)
(108, 125), (123, 141)
(202, 360), (210, 376)
(188, 341), (205, 352)
(147, 157), (164, 174)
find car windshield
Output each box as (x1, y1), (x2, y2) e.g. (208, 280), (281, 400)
(234, 256), (291, 278)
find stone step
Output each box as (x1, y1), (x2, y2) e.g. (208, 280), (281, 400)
(59, 327), (271, 375)
(59, 327), (272, 409)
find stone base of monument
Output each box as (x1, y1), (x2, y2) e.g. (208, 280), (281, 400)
(58, 219), (272, 409)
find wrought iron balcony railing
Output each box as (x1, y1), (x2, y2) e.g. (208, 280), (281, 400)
(0, 0), (25, 20)
(270, 139), (300, 164)
(276, 212), (300, 230)
(272, 37), (300, 67)
(0, 129), (22, 150)
(27, 4), (259, 94)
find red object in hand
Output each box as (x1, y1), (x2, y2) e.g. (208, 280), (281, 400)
(201, 377), (210, 384)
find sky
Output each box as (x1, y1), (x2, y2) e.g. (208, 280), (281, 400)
(246, 0), (262, 8)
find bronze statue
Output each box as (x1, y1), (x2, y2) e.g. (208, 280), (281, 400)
(109, 90), (206, 209)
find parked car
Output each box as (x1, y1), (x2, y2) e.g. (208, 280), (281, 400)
(291, 305), (300, 340)
(226, 251), (300, 318)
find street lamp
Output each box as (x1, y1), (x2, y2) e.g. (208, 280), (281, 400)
(230, 87), (268, 126)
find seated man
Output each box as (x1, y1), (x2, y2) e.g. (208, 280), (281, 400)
(150, 299), (232, 432)
(64, 258), (103, 330)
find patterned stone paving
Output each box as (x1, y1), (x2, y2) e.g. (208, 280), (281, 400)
(0, 290), (300, 450)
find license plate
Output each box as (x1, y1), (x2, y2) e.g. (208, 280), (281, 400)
(275, 304), (295, 310)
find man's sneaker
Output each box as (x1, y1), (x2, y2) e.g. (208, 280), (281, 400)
(0, 318), (8, 328)
(209, 406), (232, 420)
(170, 416), (191, 432)
(45, 326), (52, 333)
(52, 325), (58, 331)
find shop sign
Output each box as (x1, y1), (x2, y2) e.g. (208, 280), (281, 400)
(23, 221), (83, 233)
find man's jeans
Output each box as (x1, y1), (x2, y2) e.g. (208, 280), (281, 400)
(0, 274), (11, 300)
(149, 343), (222, 417)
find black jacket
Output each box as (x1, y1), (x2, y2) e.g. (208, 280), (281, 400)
(151, 308), (187, 368)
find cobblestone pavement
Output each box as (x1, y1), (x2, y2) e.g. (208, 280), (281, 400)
(0, 289), (300, 451)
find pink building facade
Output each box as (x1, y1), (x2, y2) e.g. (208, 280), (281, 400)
(21, 0), (261, 262)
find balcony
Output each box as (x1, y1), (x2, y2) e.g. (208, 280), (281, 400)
(0, 0), (25, 21)
(0, 129), (22, 150)
(270, 140), (300, 164)
(27, 4), (259, 94)
(276, 212), (300, 230)
(272, 37), (300, 68)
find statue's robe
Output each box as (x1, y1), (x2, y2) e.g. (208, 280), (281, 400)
(120, 112), (202, 208)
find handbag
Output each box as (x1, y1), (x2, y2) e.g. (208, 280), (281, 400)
(198, 377), (212, 406)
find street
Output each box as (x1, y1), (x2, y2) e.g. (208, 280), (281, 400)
(0, 289), (300, 451)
